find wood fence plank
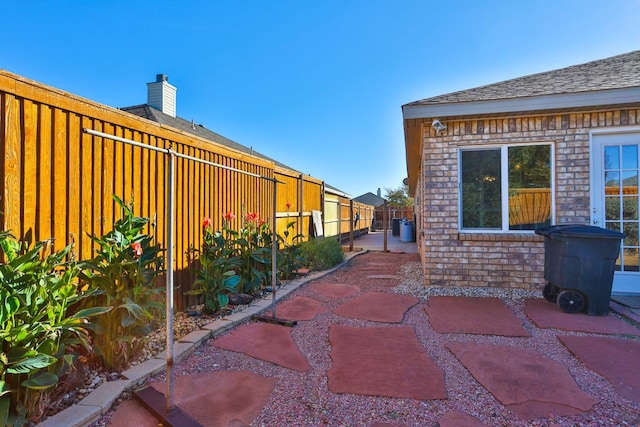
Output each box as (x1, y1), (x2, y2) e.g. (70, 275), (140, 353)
(52, 108), (68, 251)
(37, 104), (53, 241)
(78, 120), (97, 259)
(3, 93), (21, 235)
(22, 99), (38, 242)
(70, 112), (84, 257)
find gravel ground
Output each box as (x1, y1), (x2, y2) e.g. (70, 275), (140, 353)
(90, 252), (640, 427)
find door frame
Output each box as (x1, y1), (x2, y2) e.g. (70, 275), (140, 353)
(590, 126), (640, 295)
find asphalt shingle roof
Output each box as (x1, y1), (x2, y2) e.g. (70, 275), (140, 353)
(121, 104), (295, 170)
(353, 192), (386, 207)
(122, 104), (353, 197)
(406, 50), (640, 106)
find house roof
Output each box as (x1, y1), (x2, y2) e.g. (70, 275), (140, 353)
(402, 50), (640, 195)
(353, 192), (386, 207)
(403, 50), (640, 119)
(121, 104), (294, 170)
(122, 104), (357, 200)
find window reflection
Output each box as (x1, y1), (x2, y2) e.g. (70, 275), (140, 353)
(604, 146), (619, 169)
(622, 145), (638, 169)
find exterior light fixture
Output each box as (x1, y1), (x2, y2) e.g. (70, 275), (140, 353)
(432, 119), (447, 133)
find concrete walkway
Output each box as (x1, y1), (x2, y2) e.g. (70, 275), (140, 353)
(347, 230), (418, 253)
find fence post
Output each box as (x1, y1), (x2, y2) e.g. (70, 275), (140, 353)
(349, 199), (354, 251)
(383, 200), (388, 252)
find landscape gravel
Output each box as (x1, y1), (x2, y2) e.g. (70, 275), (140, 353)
(89, 252), (640, 427)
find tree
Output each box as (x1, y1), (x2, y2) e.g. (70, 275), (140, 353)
(384, 183), (413, 207)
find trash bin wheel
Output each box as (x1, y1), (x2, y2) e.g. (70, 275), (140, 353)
(556, 289), (586, 314)
(543, 283), (560, 303)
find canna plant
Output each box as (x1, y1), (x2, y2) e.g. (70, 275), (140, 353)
(79, 195), (164, 371)
(186, 215), (241, 314)
(276, 220), (306, 281)
(0, 230), (108, 426)
(233, 212), (272, 294)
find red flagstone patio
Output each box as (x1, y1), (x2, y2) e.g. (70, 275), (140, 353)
(107, 371), (275, 427)
(264, 295), (328, 321)
(525, 298), (640, 335)
(447, 341), (599, 420)
(307, 281), (360, 298)
(425, 296), (530, 336)
(438, 411), (489, 427)
(100, 249), (640, 427)
(559, 335), (640, 402)
(332, 291), (418, 323)
(212, 322), (311, 372)
(327, 324), (447, 400)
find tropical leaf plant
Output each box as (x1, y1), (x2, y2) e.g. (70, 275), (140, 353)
(0, 230), (108, 425)
(79, 195), (164, 371)
(186, 216), (241, 314)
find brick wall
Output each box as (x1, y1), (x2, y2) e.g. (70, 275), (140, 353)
(417, 108), (640, 290)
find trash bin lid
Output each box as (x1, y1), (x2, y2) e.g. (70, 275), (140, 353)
(536, 224), (625, 240)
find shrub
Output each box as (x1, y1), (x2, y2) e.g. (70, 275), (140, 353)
(277, 221), (305, 280)
(0, 231), (108, 425)
(298, 237), (344, 271)
(79, 195), (164, 371)
(233, 212), (272, 294)
(186, 215), (241, 315)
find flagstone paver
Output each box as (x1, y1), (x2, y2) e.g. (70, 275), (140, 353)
(425, 296), (530, 336)
(328, 325), (447, 400)
(559, 335), (640, 402)
(333, 291), (418, 323)
(447, 341), (598, 420)
(213, 322), (311, 372)
(525, 298), (640, 335)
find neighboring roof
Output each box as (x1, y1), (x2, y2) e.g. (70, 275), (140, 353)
(324, 182), (352, 199)
(403, 50), (640, 119)
(122, 104), (358, 199)
(353, 192), (386, 207)
(121, 104), (293, 170)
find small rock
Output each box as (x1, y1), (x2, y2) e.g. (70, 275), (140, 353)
(228, 293), (254, 305)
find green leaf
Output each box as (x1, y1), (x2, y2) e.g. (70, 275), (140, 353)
(217, 293), (229, 308)
(223, 275), (241, 289)
(21, 372), (58, 390)
(70, 306), (112, 319)
(0, 396), (9, 427)
(7, 353), (57, 374)
(6, 347), (35, 363)
(4, 297), (19, 316)
(0, 381), (12, 397)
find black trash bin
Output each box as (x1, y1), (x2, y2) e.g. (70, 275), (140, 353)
(392, 218), (401, 236)
(535, 224), (625, 315)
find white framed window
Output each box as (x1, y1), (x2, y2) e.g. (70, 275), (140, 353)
(459, 143), (554, 232)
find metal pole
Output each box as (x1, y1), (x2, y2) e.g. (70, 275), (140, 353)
(271, 178), (277, 318)
(166, 151), (175, 413)
(383, 200), (388, 252)
(349, 199), (354, 252)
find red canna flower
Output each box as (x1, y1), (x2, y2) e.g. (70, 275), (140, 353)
(202, 217), (213, 229)
(245, 212), (259, 222)
(131, 242), (143, 258)
(224, 211), (235, 221)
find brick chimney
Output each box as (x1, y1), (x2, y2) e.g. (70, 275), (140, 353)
(147, 74), (177, 117)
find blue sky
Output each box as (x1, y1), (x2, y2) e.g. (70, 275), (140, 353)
(3, 1), (640, 197)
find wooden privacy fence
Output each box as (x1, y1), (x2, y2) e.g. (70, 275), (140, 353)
(0, 70), (374, 310)
(373, 205), (414, 230)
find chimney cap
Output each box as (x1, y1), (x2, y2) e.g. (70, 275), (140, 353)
(156, 74), (168, 82)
